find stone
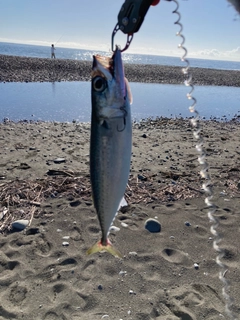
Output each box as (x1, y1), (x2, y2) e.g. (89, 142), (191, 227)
(194, 263), (199, 270)
(145, 218), (161, 233)
(12, 219), (29, 231)
(53, 158), (66, 164)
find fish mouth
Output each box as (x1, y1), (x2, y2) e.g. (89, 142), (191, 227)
(91, 47), (130, 121)
(92, 47), (126, 100)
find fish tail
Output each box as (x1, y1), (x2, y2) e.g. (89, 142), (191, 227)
(87, 239), (122, 258)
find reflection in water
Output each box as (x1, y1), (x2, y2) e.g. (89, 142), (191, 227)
(0, 81), (240, 122)
(51, 81), (56, 97)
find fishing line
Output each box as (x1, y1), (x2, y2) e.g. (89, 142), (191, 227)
(171, 0), (235, 319)
(54, 35), (63, 46)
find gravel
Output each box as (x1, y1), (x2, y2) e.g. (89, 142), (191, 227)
(1, 54), (240, 87)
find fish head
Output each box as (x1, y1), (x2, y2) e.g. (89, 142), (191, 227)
(91, 47), (132, 122)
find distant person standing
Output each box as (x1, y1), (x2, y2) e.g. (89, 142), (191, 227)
(51, 44), (56, 58)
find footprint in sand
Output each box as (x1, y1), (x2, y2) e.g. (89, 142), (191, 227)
(80, 259), (97, 281)
(155, 283), (224, 319)
(161, 248), (192, 266)
(8, 284), (28, 306)
(34, 235), (52, 257)
(43, 311), (59, 320)
(46, 282), (95, 313)
(0, 282), (28, 318)
(0, 305), (18, 320)
(0, 251), (21, 279)
(193, 225), (208, 238)
(69, 226), (83, 241)
(4, 249), (21, 260)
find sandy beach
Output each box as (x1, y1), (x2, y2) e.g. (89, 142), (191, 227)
(0, 116), (240, 319)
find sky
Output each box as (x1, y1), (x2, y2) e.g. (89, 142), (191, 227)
(0, 0), (239, 61)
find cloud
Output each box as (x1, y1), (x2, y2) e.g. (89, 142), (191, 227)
(189, 47), (240, 60)
(226, 46), (240, 55)
(1, 36), (239, 62)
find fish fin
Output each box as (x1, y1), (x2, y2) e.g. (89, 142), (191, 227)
(87, 240), (122, 258)
(125, 78), (133, 104)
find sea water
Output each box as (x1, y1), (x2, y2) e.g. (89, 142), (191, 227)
(1, 41), (240, 71)
(1, 81), (240, 123)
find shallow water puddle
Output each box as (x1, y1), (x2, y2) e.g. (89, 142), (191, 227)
(1, 81), (240, 122)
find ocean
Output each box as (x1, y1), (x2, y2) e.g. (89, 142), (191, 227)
(1, 41), (240, 71)
(0, 42), (240, 123)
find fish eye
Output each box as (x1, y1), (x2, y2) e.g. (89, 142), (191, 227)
(93, 76), (106, 92)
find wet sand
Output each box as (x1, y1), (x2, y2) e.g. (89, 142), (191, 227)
(0, 118), (240, 319)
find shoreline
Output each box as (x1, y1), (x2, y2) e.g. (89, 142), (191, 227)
(1, 54), (240, 86)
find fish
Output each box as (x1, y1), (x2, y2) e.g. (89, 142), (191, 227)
(87, 46), (132, 258)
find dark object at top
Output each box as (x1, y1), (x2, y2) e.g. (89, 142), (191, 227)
(117, 0), (153, 34)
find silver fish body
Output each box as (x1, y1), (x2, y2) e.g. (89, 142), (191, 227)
(88, 47), (132, 257)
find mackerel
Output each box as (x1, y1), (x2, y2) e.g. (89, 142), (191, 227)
(87, 47), (132, 257)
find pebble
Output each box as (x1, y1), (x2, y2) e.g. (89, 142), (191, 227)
(62, 236), (70, 240)
(129, 251), (138, 256)
(62, 242), (69, 246)
(109, 226), (120, 232)
(121, 222), (128, 228)
(138, 174), (147, 181)
(194, 263), (199, 270)
(145, 218), (161, 233)
(53, 157), (66, 164)
(185, 221), (191, 227)
(12, 219), (29, 231)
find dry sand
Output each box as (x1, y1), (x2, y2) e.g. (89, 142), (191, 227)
(0, 118), (240, 319)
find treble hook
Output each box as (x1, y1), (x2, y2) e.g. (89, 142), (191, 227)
(111, 23), (134, 52)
